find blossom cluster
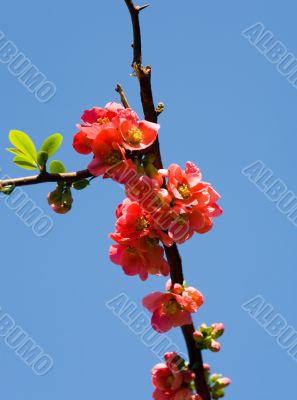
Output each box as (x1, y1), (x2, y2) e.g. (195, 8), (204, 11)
(72, 103), (228, 399)
(203, 364), (231, 399)
(152, 352), (202, 400)
(193, 323), (225, 353)
(73, 103), (222, 281)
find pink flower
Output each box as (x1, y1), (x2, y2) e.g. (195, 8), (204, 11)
(110, 198), (152, 242)
(143, 291), (192, 333)
(73, 103), (159, 168)
(181, 287), (204, 313)
(167, 162), (203, 206)
(151, 353), (200, 400)
(86, 126), (125, 176)
(73, 103), (122, 154)
(167, 205), (218, 244)
(143, 282), (204, 333)
(117, 111), (160, 150)
(152, 364), (183, 392)
(109, 237), (169, 281)
(125, 174), (161, 203)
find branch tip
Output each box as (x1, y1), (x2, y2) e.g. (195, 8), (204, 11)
(136, 4), (150, 12)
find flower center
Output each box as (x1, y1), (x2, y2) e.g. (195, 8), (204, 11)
(136, 216), (150, 231)
(163, 299), (180, 315)
(125, 247), (137, 255)
(104, 150), (122, 165)
(97, 117), (110, 125)
(125, 126), (143, 145)
(177, 183), (191, 199)
(166, 376), (174, 387)
(146, 237), (159, 248)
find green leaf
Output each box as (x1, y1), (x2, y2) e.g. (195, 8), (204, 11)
(37, 151), (49, 170)
(13, 156), (38, 170)
(6, 147), (25, 156)
(40, 133), (63, 157)
(8, 130), (37, 162)
(49, 160), (66, 174)
(72, 179), (89, 190)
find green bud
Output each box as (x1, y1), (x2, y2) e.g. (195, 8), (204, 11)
(37, 151), (49, 171)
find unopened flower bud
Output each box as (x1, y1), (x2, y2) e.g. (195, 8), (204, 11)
(165, 280), (183, 294)
(193, 330), (204, 342)
(210, 339), (221, 352)
(203, 364), (210, 373)
(51, 202), (72, 214)
(47, 188), (62, 205)
(62, 188), (73, 206)
(209, 374), (220, 384)
(216, 377), (231, 389)
(211, 323), (224, 339)
(192, 395), (203, 400)
(164, 352), (184, 372)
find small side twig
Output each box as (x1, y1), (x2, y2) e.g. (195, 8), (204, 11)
(116, 84), (131, 109)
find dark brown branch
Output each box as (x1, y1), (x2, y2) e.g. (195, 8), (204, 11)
(124, 2), (211, 400)
(124, 0), (143, 64)
(0, 169), (93, 189)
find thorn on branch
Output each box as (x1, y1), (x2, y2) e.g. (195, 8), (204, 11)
(135, 4), (150, 12)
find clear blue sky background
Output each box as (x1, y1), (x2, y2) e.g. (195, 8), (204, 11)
(0, 1), (296, 399)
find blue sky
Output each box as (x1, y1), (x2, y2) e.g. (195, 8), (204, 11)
(0, 0), (297, 399)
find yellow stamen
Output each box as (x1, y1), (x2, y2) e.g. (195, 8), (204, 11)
(125, 126), (143, 145)
(177, 183), (191, 199)
(163, 299), (180, 315)
(136, 216), (150, 231)
(97, 117), (110, 125)
(104, 150), (122, 165)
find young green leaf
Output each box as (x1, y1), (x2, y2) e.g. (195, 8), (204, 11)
(6, 147), (25, 156)
(8, 130), (37, 162)
(49, 160), (66, 174)
(40, 133), (63, 157)
(37, 151), (49, 170)
(13, 156), (38, 170)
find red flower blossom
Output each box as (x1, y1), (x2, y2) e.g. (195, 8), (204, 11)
(143, 283), (203, 333)
(109, 237), (169, 281)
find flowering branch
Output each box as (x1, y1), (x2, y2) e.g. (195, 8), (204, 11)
(0, 169), (93, 189)
(1, 2), (228, 398)
(124, 1), (211, 399)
